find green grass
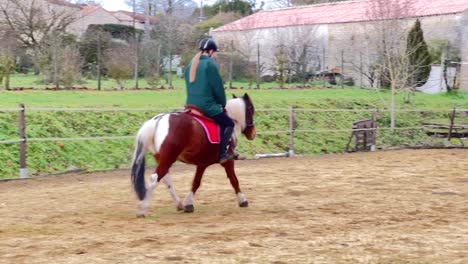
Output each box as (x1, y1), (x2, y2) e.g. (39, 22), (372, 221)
(8, 73), (297, 91)
(1, 81), (468, 179)
(1, 86), (467, 110)
(9, 73), (184, 90)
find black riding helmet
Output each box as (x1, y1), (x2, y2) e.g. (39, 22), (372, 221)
(199, 37), (218, 52)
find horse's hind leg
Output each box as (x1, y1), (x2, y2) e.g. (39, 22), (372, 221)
(137, 154), (177, 217)
(183, 164), (208, 213)
(162, 174), (184, 211)
(137, 172), (159, 217)
(222, 160), (248, 207)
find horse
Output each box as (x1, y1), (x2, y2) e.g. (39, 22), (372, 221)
(130, 93), (256, 217)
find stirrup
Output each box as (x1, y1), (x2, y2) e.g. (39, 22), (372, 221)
(219, 153), (235, 164)
(233, 152), (246, 160)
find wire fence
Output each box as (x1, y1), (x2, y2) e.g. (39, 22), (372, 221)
(2, 107), (465, 144)
(1, 106), (467, 179)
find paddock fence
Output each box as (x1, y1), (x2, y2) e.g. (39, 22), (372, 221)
(1, 105), (467, 179)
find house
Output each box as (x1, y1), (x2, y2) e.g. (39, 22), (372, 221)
(111, 10), (158, 31)
(0, 0), (157, 38)
(69, 6), (159, 37)
(0, 0), (80, 43)
(212, 0), (468, 91)
(68, 5), (121, 36)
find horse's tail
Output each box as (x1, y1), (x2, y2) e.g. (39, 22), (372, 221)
(131, 118), (157, 201)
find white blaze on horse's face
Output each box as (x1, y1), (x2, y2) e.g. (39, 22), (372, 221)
(226, 98), (246, 138)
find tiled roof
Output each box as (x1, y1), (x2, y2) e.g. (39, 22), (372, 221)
(80, 5), (103, 16)
(47, 0), (81, 8)
(112, 10), (158, 25)
(214, 0), (468, 32)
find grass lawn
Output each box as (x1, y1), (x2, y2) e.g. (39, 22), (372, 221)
(1, 85), (467, 111)
(7, 73), (288, 91)
(1, 84), (467, 179)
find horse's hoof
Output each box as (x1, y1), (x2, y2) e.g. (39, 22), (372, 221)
(239, 201), (249, 208)
(176, 201), (184, 211)
(184, 204), (194, 213)
(136, 214), (146, 218)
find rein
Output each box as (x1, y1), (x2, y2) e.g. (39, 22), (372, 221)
(242, 97), (255, 134)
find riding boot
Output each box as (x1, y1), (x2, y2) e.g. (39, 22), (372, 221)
(219, 126), (235, 164)
(229, 138), (246, 160)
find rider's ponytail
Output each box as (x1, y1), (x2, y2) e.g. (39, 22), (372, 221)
(189, 52), (202, 83)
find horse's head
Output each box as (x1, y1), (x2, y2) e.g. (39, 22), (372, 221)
(226, 93), (256, 140)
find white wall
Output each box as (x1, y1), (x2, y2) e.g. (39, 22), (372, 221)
(68, 8), (120, 37)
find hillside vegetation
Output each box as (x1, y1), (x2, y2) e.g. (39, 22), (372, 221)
(1, 88), (467, 179)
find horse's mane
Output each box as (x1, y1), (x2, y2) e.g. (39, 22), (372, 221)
(225, 98), (246, 139)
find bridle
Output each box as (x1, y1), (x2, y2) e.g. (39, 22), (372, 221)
(242, 96), (255, 136)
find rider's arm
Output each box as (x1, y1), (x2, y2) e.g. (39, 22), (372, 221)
(207, 61), (226, 107)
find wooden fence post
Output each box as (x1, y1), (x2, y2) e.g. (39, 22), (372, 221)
(19, 104), (28, 178)
(289, 106), (295, 157)
(447, 107), (456, 141)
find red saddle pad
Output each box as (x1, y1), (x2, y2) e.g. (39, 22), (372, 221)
(187, 113), (220, 144)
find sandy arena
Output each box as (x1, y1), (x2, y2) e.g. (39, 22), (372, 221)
(0, 149), (467, 264)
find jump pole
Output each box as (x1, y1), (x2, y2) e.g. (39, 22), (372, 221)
(254, 106), (295, 159)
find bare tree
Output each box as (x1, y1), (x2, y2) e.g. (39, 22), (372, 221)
(0, 30), (19, 90)
(105, 45), (135, 90)
(274, 44), (289, 88)
(57, 45), (82, 87)
(140, 40), (163, 87)
(365, 0), (420, 129)
(0, 0), (78, 74)
(152, 15), (192, 87)
(225, 23), (262, 88)
(267, 25), (325, 87)
(0, 0), (78, 49)
(125, 0), (197, 17)
(284, 26), (323, 86)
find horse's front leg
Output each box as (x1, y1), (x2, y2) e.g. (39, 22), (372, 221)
(183, 164), (208, 213)
(222, 160), (248, 207)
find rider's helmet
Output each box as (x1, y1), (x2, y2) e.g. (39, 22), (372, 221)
(198, 37), (218, 52)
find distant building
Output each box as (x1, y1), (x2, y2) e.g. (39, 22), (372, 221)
(111, 10), (158, 31)
(68, 5), (121, 36)
(213, 0), (468, 91)
(0, 0), (157, 38)
(69, 6), (159, 37)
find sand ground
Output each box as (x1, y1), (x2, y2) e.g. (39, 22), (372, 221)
(0, 149), (467, 264)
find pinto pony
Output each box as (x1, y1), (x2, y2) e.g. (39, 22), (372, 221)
(131, 93), (256, 217)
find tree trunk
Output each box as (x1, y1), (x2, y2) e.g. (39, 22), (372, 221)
(97, 34), (102, 90)
(5, 73), (10, 90)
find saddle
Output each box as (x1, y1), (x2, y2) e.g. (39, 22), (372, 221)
(184, 105), (220, 144)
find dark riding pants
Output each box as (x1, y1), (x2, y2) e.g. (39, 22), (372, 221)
(212, 112), (235, 158)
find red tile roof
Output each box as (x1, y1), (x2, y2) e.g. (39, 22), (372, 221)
(47, 0), (81, 8)
(112, 10), (158, 25)
(214, 0), (468, 32)
(80, 4), (103, 16)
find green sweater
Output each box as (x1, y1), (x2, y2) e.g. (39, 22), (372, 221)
(184, 55), (226, 117)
